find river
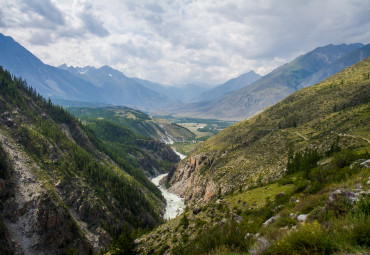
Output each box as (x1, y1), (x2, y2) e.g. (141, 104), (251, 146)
(150, 146), (186, 219)
(172, 148), (186, 160)
(151, 173), (185, 219)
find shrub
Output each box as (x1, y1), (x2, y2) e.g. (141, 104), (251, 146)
(273, 214), (297, 228)
(293, 179), (309, 194)
(157, 244), (170, 254)
(107, 226), (136, 255)
(325, 192), (353, 218)
(333, 150), (356, 168)
(0, 143), (9, 179)
(356, 195), (370, 217)
(172, 221), (253, 255)
(305, 181), (324, 194)
(351, 214), (370, 247)
(195, 218), (206, 227)
(179, 213), (189, 229)
(267, 222), (336, 255)
(296, 194), (325, 214)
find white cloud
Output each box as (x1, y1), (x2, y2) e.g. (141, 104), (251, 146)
(0, 0), (369, 85)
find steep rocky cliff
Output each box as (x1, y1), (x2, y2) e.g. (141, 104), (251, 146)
(168, 153), (216, 202)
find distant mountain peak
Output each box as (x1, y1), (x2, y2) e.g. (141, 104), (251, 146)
(58, 63), (68, 69)
(192, 69), (261, 102)
(175, 43), (369, 120)
(0, 33), (15, 42)
(0, 34), (171, 109)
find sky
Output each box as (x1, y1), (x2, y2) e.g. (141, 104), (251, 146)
(0, 0), (369, 86)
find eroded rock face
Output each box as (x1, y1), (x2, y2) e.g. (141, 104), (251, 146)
(55, 179), (114, 250)
(168, 153), (217, 205)
(0, 131), (91, 255)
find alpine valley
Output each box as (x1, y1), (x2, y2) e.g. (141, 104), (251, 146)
(0, 32), (369, 255)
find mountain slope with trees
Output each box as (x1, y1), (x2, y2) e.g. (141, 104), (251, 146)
(0, 67), (172, 254)
(68, 106), (196, 144)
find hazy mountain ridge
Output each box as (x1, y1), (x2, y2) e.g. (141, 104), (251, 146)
(134, 78), (213, 103)
(60, 65), (174, 109)
(172, 43), (368, 120)
(0, 33), (174, 110)
(298, 43), (370, 89)
(0, 34), (103, 102)
(195, 70), (261, 102)
(2, 33), (368, 122)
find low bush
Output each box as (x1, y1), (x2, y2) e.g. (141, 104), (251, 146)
(266, 222), (336, 255)
(172, 221), (253, 255)
(351, 214), (370, 247)
(273, 214), (297, 228)
(356, 195), (370, 217)
(295, 194), (325, 214)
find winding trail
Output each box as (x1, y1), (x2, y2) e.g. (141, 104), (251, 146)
(295, 132), (308, 140)
(339, 133), (370, 144)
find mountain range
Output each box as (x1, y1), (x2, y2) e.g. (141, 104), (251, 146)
(3, 33), (370, 122)
(134, 78), (214, 103)
(0, 33), (216, 110)
(167, 55), (370, 204)
(0, 33), (174, 110)
(1, 30), (369, 254)
(170, 43), (370, 120)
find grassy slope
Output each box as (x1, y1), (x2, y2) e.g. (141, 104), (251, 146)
(139, 156), (369, 254)
(173, 57), (370, 203)
(137, 57), (370, 254)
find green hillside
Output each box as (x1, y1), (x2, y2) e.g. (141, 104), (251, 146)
(137, 57), (370, 254)
(67, 109), (180, 177)
(69, 106), (196, 143)
(169, 57), (370, 205)
(0, 67), (168, 253)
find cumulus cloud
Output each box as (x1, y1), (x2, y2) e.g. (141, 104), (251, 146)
(0, 0), (369, 85)
(22, 0), (65, 25)
(29, 31), (54, 46)
(78, 3), (109, 37)
(0, 9), (5, 27)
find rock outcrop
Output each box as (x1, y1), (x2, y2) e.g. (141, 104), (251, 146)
(168, 153), (218, 205)
(0, 131), (91, 254)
